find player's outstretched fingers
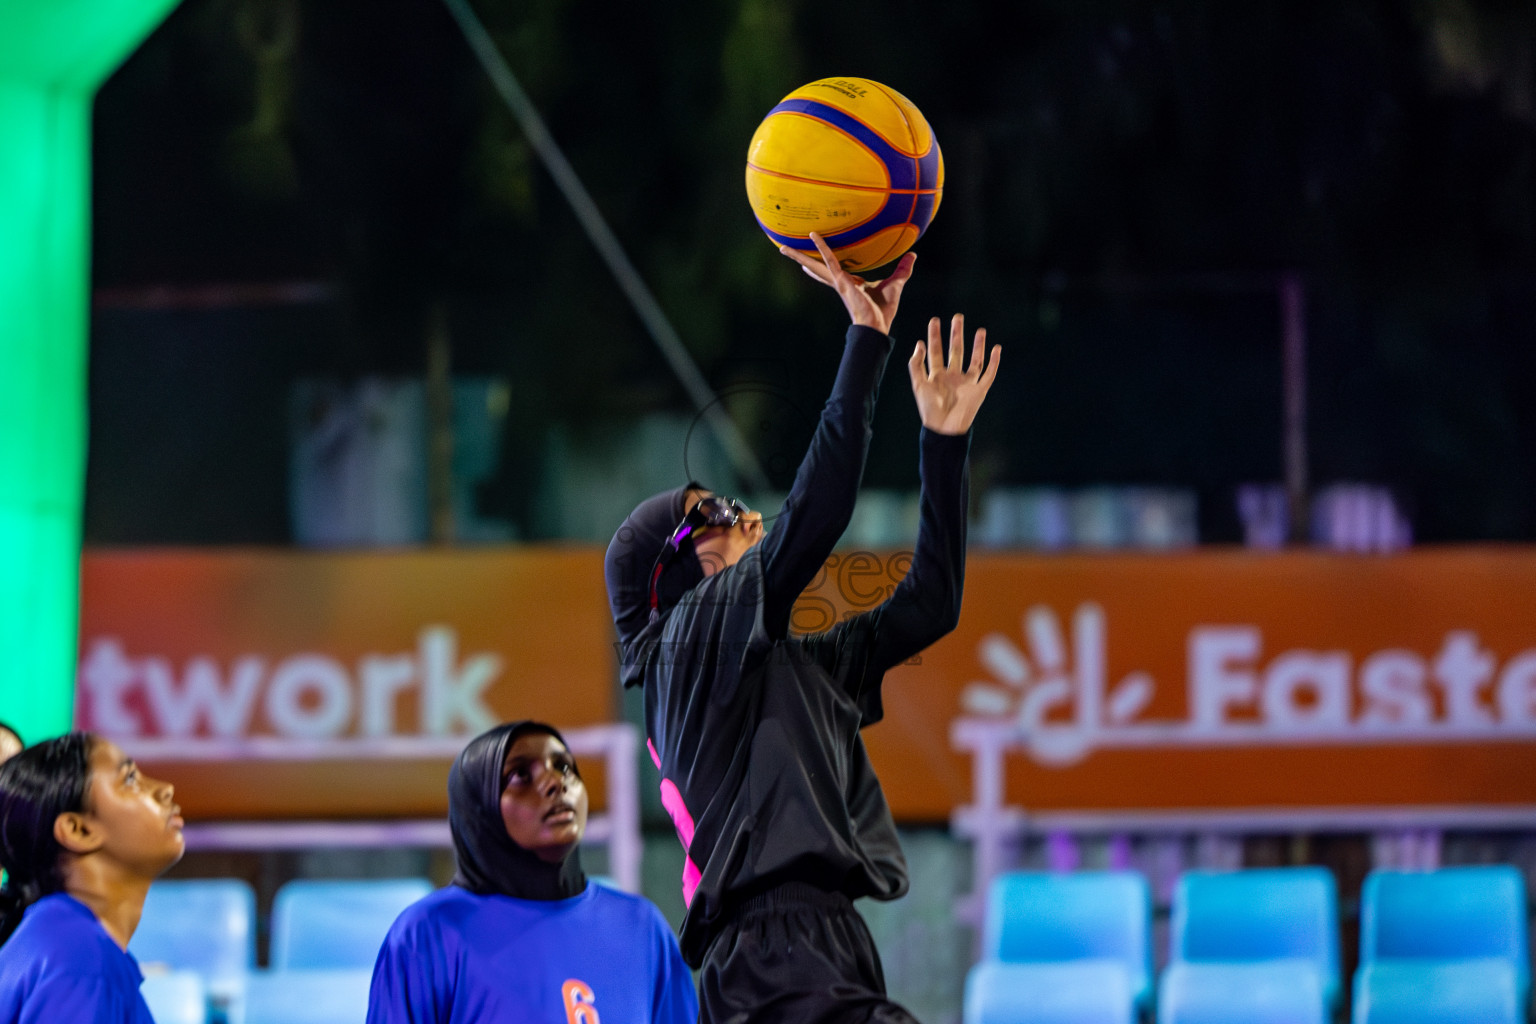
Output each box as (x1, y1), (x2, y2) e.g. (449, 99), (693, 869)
(872, 251), (916, 304)
(779, 243), (833, 285)
(908, 337), (929, 388)
(977, 332), (1001, 389)
(949, 314), (965, 369)
(965, 324), (986, 378)
(926, 316), (945, 373)
(808, 230), (841, 271)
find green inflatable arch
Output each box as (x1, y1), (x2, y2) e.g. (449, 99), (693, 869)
(0, 1), (181, 743)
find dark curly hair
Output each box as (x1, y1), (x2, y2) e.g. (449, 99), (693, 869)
(0, 732), (94, 946)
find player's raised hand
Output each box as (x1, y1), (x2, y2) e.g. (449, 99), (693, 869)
(908, 314), (1000, 436)
(779, 231), (915, 337)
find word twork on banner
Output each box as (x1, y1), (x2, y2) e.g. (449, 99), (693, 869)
(77, 627), (500, 741)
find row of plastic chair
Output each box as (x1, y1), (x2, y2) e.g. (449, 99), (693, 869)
(964, 864), (1530, 1024)
(132, 868), (1530, 1024)
(132, 877), (431, 1024)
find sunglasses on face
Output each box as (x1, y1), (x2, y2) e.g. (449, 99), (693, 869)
(648, 495), (751, 618)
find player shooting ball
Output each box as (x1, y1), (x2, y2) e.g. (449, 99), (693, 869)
(604, 232), (999, 1023)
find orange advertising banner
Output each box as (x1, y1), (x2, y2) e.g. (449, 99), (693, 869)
(76, 548), (617, 819)
(839, 548), (1536, 820)
(77, 547), (1536, 822)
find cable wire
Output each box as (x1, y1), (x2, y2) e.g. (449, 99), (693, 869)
(440, 0), (769, 493)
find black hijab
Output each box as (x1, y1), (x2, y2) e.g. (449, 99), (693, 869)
(604, 485), (706, 679)
(448, 721), (587, 902)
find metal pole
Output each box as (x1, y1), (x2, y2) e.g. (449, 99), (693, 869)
(1280, 273), (1308, 544)
(426, 304), (456, 543)
(439, 0), (769, 493)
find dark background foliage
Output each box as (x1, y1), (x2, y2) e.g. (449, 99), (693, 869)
(88, 0), (1536, 543)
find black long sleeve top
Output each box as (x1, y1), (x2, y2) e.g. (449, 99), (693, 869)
(623, 324), (972, 966)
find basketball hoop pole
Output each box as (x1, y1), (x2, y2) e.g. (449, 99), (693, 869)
(0, 0), (182, 743)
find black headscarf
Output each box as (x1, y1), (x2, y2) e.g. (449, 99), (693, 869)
(448, 721), (587, 902)
(603, 484), (706, 653)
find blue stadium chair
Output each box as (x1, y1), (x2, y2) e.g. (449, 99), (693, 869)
(983, 871), (1152, 1009)
(1168, 867), (1340, 1011)
(139, 970), (206, 1024)
(242, 968), (373, 1024)
(1352, 959), (1522, 1024)
(965, 960), (1136, 1024)
(130, 878), (256, 1011)
(269, 877), (433, 970)
(1158, 961), (1326, 1024)
(962, 870), (1151, 1023)
(1359, 866), (1529, 1006)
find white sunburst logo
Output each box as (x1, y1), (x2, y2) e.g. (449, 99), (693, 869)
(959, 603), (1155, 765)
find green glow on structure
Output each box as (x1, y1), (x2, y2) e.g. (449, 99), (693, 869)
(0, 1), (180, 744)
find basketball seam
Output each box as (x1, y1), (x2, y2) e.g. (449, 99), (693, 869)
(745, 163), (939, 195)
(862, 79), (924, 157)
(832, 92), (925, 158)
(755, 220), (920, 261)
(864, 225), (914, 270)
(764, 109), (894, 187)
(750, 178), (927, 242)
(749, 173), (936, 252)
(773, 101), (929, 160)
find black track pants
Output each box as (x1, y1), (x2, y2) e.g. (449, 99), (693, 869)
(698, 882), (922, 1024)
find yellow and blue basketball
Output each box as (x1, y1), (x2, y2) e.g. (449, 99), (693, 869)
(746, 77), (944, 272)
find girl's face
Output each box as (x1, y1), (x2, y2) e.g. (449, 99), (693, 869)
(70, 739), (184, 876)
(498, 732), (588, 864)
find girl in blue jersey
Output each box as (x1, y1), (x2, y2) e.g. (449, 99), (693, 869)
(0, 732), (186, 1024)
(367, 720), (697, 1024)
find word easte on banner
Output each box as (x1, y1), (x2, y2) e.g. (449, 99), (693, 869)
(77, 627), (500, 740)
(1191, 626), (1536, 732)
(964, 603), (1536, 766)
